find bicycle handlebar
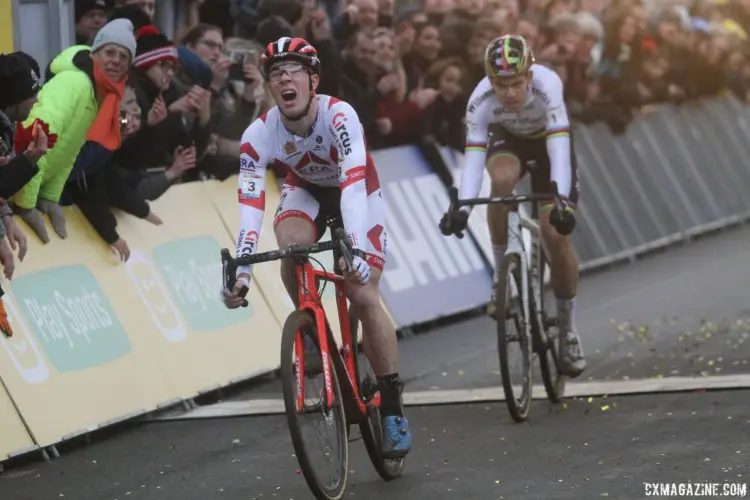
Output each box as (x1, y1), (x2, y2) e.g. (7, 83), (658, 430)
(220, 228), (357, 308)
(449, 180), (564, 213)
(446, 181), (566, 239)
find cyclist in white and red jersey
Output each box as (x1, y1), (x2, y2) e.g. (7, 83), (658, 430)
(439, 34), (586, 377)
(220, 37), (411, 458)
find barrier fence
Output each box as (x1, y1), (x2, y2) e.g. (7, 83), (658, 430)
(1, 96), (749, 463)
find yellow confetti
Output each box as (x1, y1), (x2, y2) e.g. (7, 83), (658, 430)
(655, 374), (664, 379)
(563, 403), (568, 409)
(587, 397), (593, 403)
(495, 480), (501, 484)
(678, 335), (685, 342)
(708, 360), (715, 366)
(601, 405), (610, 411)
(458, 370), (465, 376)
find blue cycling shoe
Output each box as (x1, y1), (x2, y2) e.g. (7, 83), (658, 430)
(381, 415), (412, 459)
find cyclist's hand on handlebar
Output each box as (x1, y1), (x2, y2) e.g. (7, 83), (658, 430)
(222, 274), (250, 309)
(439, 209), (469, 236)
(549, 201), (576, 236)
(339, 255), (370, 285)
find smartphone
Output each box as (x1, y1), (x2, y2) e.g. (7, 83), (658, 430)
(228, 50), (247, 81)
(119, 110), (128, 132)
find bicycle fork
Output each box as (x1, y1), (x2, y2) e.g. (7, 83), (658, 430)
(506, 210), (531, 342)
(509, 209), (548, 353)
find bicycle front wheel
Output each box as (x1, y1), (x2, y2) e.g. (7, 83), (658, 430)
(281, 310), (349, 500)
(496, 253), (532, 423)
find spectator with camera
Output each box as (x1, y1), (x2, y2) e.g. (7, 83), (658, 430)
(202, 37), (270, 180)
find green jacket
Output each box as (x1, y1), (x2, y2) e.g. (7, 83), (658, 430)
(13, 45), (98, 209)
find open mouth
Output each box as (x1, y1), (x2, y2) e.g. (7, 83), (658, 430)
(281, 89), (297, 102)
(281, 89), (297, 103)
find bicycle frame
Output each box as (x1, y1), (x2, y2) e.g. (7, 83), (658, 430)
(448, 185), (559, 330)
(294, 259), (379, 419)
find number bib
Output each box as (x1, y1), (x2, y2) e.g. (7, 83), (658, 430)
(240, 173), (262, 199)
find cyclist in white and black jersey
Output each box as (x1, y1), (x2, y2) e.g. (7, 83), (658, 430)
(439, 34), (586, 377)
(220, 37), (412, 458)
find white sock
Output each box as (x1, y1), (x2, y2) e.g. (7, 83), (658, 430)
(492, 245), (506, 282)
(557, 297), (576, 332)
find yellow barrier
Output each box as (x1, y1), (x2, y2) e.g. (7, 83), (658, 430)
(0, 182), (281, 448)
(0, 0), (13, 53)
(0, 379), (36, 459)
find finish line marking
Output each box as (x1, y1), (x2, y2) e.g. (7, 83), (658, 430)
(151, 374), (750, 422)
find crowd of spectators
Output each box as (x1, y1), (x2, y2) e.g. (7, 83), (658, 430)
(1, 0), (750, 333)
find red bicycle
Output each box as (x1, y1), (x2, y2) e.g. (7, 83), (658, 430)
(221, 217), (404, 500)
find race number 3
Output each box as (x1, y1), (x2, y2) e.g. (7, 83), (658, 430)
(240, 174), (262, 199)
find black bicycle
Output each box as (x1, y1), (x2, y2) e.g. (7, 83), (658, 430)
(444, 183), (567, 422)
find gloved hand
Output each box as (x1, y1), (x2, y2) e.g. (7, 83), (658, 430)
(549, 201), (576, 236)
(222, 274), (250, 309)
(439, 209), (469, 236)
(340, 255), (371, 285)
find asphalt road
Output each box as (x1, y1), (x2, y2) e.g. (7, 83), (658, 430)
(3, 226), (750, 500)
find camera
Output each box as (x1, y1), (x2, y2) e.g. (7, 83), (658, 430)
(228, 50), (258, 82)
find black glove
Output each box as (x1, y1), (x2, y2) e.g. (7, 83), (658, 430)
(549, 201), (576, 236)
(439, 209), (469, 237)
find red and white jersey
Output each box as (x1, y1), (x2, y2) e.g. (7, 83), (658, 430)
(235, 94), (379, 276)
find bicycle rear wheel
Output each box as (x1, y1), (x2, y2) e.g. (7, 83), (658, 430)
(496, 253), (532, 423)
(350, 306), (405, 481)
(535, 248), (566, 403)
(281, 310), (349, 500)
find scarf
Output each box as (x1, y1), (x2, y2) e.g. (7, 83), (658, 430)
(86, 61), (127, 151)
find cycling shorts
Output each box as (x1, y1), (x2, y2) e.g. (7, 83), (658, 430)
(273, 175), (387, 272)
(486, 124), (579, 209)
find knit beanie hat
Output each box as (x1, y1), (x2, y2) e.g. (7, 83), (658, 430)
(75, 0), (107, 23)
(133, 25), (178, 70)
(91, 18), (137, 60)
(108, 4), (151, 32)
(0, 52), (41, 109)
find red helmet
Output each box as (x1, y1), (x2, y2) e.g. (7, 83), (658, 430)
(260, 37), (321, 76)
